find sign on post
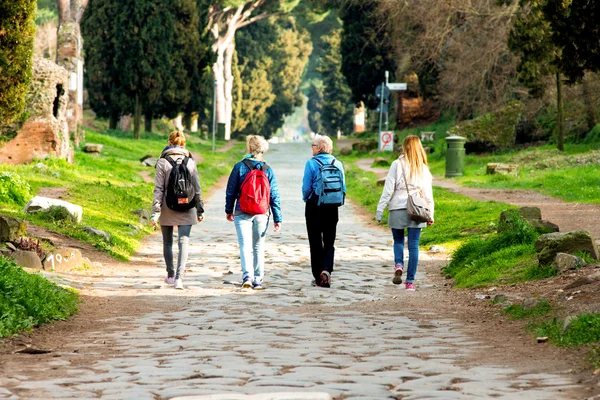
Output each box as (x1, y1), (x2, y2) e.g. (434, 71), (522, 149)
(387, 83), (407, 91)
(379, 131), (394, 152)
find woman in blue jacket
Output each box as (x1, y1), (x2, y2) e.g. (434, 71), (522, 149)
(225, 135), (282, 290)
(302, 134), (346, 288)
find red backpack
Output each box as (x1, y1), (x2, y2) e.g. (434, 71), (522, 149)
(239, 159), (271, 215)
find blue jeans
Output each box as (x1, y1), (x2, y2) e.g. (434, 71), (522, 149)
(161, 225), (192, 279)
(234, 213), (269, 284)
(391, 228), (421, 284)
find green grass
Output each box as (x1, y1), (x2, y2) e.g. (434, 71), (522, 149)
(502, 301), (553, 320)
(0, 256), (79, 337)
(536, 313), (600, 347)
(0, 128), (243, 260)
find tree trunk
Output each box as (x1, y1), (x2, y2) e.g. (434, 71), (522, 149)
(57, 0), (70, 24)
(184, 113), (192, 131)
(582, 76), (597, 133)
(556, 71), (564, 152)
(213, 49), (226, 128)
(134, 93), (141, 140)
(109, 109), (119, 130)
(223, 40), (235, 140)
(144, 111), (152, 133)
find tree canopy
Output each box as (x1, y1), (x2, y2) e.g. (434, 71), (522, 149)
(0, 0), (37, 126)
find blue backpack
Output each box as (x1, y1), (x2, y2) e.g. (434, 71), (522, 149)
(313, 157), (344, 207)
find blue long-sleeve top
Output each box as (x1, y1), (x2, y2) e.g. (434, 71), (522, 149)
(302, 153), (346, 202)
(225, 157), (282, 223)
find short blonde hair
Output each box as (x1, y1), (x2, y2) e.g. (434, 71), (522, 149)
(168, 131), (186, 147)
(246, 135), (269, 156)
(313, 134), (333, 154)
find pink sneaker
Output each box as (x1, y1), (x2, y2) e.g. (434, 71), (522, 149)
(393, 264), (403, 285)
(164, 276), (175, 285)
(405, 282), (415, 291)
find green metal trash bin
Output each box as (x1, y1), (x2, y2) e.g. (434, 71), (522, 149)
(445, 135), (466, 177)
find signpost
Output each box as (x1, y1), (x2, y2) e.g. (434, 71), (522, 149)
(375, 71), (407, 152)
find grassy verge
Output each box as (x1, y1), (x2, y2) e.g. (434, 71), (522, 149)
(500, 300), (600, 369)
(0, 256), (79, 338)
(0, 128), (244, 260)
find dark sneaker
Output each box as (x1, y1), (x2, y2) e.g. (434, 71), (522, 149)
(393, 264), (403, 285)
(253, 282), (263, 290)
(241, 276), (252, 289)
(320, 271), (331, 287)
(311, 279), (318, 287)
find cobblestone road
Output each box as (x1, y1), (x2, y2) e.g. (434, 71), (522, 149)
(0, 143), (584, 399)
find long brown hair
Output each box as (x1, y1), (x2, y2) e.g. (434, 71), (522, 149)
(402, 135), (428, 182)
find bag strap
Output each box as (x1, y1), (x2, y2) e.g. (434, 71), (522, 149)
(313, 157), (325, 167)
(242, 159), (269, 172)
(162, 155), (177, 168)
(399, 160), (410, 194)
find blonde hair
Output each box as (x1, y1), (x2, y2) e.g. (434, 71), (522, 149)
(246, 135), (269, 156)
(168, 131), (186, 147)
(402, 135), (428, 181)
(313, 134), (333, 154)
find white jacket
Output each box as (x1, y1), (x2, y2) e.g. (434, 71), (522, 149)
(376, 156), (435, 221)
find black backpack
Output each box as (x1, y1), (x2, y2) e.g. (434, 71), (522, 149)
(162, 155), (198, 212)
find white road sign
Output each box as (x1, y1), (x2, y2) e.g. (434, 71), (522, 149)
(379, 131), (394, 152)
(387, 83), (407, 91)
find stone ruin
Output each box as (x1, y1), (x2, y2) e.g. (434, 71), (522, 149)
(0, 58), (73, 165)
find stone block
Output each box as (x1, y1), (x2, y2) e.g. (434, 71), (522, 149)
(0, 216), (27, 242)
(42, 248), (86, 272)
(83, 226), (111, 242)
(12, 249), (43, 270)
(142, 158), (158, 167)
(486, 163), (519, 176)
(83, 144), (103, 153)
(555, 252), (585, 273)
(535, 230), (599, 266)
(24, 196), (82, 223)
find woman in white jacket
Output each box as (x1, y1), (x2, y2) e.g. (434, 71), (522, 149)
(376, 135), (434, 291)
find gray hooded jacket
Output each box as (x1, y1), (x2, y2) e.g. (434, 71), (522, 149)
(152, 147), (204, 226)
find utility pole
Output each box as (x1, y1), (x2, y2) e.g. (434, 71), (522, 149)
(212, 79), (217, 153)
(385, 71), (389, 131)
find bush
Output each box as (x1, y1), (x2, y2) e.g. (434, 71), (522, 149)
(0, 257), (79, 337)
(0, 172), (32, 205)
(583, 124), (600, 144)
(448, 101), (522, 153)
(0, 0), (37, 126)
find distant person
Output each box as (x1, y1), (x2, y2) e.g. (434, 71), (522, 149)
(376, 135), (434, 291)
(151, 131), (204, 290)
(302, 134), (346, 288)
(225, 135), (282, 290)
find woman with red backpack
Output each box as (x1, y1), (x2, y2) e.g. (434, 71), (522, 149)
(225, 135), (282, 290)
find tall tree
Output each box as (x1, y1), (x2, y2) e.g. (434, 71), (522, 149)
(307, 83), (324, 133)
(232, 16), (310, 138)
(207, 0), (300, 140)
(507, 0), (564, 150)
(0, 0), (37, 126)
(319, 29), (353, 136)
(339, 2), (396, 109)
(82, 0), (202, 138)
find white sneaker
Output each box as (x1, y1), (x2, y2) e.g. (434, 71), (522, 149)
(165, 276), (175, 285)
(174, 278), (183, 290)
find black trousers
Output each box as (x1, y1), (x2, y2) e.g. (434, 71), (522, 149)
(305, 201), (339, 283)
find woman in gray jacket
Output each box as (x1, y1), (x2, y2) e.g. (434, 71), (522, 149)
(376, 135), (434, 291)
(151, 131), (204, 290)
